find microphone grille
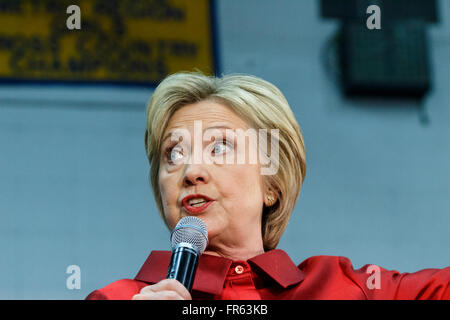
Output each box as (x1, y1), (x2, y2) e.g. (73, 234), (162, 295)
(170, 216), (208, 254)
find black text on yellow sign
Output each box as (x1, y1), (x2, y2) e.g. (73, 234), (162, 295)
(0, 0), (217, 86)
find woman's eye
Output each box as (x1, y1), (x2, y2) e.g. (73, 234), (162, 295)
(212, 140), (233, 155)
(166, 146), (184, 164)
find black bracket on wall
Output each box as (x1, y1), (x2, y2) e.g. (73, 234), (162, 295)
(320, 0), (439, 98)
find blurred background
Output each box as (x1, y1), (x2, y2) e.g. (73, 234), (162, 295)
(0, 0), (449, 299)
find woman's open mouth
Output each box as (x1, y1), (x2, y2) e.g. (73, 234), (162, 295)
(182, 194), (214, 214)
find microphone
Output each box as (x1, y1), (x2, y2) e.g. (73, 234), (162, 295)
(167, 216), (208, 292)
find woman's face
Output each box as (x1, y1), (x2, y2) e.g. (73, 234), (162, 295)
(158, 100), (265, 251)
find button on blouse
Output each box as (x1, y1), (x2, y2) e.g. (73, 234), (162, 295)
(217, 261), (263, 300)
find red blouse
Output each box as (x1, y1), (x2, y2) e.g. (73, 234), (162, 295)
(85, 249), (450, 300)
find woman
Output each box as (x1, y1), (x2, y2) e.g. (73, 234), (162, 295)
(86, 72), (449, 300)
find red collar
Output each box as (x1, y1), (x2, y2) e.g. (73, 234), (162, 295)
(134, 249), (304, 295)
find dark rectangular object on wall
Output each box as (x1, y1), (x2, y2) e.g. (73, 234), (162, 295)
(339, 21), (431, 98)
(321, 0), (438, 23)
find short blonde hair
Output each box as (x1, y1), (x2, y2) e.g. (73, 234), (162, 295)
(145, 71), (306, 250)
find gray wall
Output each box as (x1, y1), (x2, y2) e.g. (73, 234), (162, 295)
(0, 0), (449, 299)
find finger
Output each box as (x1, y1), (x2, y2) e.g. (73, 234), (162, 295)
(132, 293), (151, 300)
(141, 279), (192, 300)
(132, 290), (185, 300)
(156, 290), (185, 300)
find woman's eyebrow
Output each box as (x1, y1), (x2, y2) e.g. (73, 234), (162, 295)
(162, 125), (235, 144)
(204, 125), (234, 130)
(162, 128), (185, 144)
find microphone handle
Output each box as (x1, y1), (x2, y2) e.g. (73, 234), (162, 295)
(167, 244), (199, 292)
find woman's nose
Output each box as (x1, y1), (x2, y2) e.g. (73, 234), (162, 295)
(183, 163), (210, 187)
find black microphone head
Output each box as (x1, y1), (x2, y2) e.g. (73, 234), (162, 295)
(170, 216), (208, 254)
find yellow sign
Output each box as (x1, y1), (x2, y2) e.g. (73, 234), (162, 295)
(0, 0), (216, 85)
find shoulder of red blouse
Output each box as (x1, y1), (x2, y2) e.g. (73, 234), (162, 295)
(85, 251), (450, 300)
(296, 255), (450, 299)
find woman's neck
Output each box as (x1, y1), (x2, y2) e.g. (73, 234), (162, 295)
(203, 239), (265, 261)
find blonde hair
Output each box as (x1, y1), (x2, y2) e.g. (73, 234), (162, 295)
(145, 71), (306, 250)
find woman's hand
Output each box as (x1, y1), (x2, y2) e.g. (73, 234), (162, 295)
(132, 279), (192, 300)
